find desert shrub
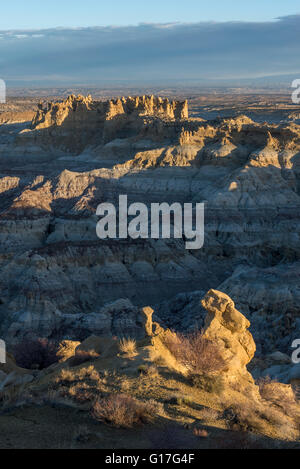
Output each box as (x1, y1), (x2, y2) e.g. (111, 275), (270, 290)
(163, 330), (226, 375)
(56, 365), (100, 384)
(223, 401), (283, 434)
(119, 338), (137, 356)
(225, 398), (300, 440)
(191, 374), (225, 395)
(199, 406), (222, 421)
(167, 395), (195, 408)
(138, 364), (159, 378)
(258, 377), (300, 433)
(54, 365), (103, 404)
(91, 393), (157, 428)
(13, 337), (59, 370)
(175, 396), (194, 407)
(70, 350), (100, 367)
(223, 406), (259, 433)
(258, 377), (297, 408)
(260, 404), (290, 427)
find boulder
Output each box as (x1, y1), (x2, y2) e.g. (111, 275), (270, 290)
(201, 289), (256, 389)
(266, 351), (291, 365)
(76, 335), (118, 359)
(138, 307), (154, 337)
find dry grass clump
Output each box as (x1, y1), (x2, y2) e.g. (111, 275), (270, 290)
(191, 374), (225, 395)
(167, 395), (194, 408)
(163, 330), (226, 375)
(257, 377), (300, 434)
(138, 364), (159, 378)
(223, 399), (296, 437)
(119, 338), (137, 356)
(67, 383), (99, 404)
(91, 393), (157, 428)
(199, 406), (222, 422)
(223, 404), (265, 433)
(54, 365), (104, 404)
(258, 377), (298, 409)
(56, 365), (100, 384)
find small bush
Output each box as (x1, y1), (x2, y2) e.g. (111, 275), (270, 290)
(167, 396), (194, 408)
(223, 406), (255, 433)
(67, 383), (99, 404)
(163, 330), (226, 375)
(91, 394), (156, 428)
(13, 337), (59, 370)
(223, 403), (268, 434)
(258, 377), (297, 408)
(56, 365), (100, 384)
(54, 365), (102, 404)
(199, 406), (221, 421)
(119, 338), (137, 356)
(138, 365), (159, 378)
(191, 374), (225, 395)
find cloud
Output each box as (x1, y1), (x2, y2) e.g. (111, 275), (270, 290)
(0, 15), (300, 85)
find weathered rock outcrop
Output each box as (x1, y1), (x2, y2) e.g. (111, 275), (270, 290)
(201, 289), (256, 388)
(32, 94), (188, 129)
(23, 94), (188, 152)
(3, 297), (167, 345)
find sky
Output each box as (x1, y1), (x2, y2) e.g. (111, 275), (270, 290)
(0, 0), (299, 29)
(0, 1), (300, 87)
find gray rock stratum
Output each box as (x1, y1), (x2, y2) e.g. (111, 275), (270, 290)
(0, 95), (299, 362)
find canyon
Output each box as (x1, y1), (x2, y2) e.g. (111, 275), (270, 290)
(0, 92), (299, 375)
(0, 91), (299, 448)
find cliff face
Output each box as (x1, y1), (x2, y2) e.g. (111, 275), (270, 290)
(31, 94), (188, 129)
(0, 95), (299, 360)
(27, 94), (188, 152)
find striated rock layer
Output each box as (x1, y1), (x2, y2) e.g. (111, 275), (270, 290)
(0, 95), (299, 360)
